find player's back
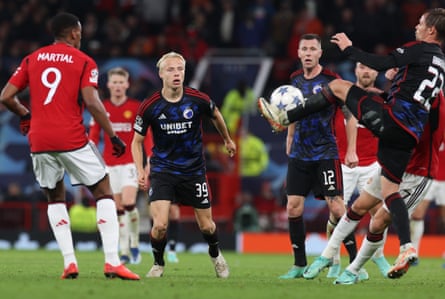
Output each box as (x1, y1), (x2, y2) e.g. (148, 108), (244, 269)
(13, 43), (98, 152)
(390, 42), (445, 109)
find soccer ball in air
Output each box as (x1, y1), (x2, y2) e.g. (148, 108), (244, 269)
(269, 85), (304, 111)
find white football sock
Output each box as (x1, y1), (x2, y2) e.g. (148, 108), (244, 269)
(118, 213), (130, 256)
(372, 228), (388, 259)
(47, 203), (77, 268)
(410, 219), (424, 253)
(127, 207), (140, 248)
(96, 198), (120, 266)
(326, 219), (340, 264)
(322, 214), (359, 259)
(347, 236), (384, 274)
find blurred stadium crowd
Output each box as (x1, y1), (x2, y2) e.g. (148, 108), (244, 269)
(1, 0), (445, 86)
(1, 0), (445, 233)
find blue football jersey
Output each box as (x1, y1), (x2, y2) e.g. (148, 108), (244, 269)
(134, 87), (215, 175)
(288, 68), (340, 161)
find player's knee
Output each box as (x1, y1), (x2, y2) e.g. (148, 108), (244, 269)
(199, 222), (216, 235)
(152, 222), (168, 236)
(327, 79), (351, 102)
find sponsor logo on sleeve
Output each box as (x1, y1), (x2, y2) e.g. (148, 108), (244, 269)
(89, 68), (98, 84)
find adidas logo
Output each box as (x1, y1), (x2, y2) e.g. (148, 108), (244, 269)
(158, 113), (167, 120)
(200, 198), (209, 204)
(292, 244), (299, 249)
(328, 185), (335, 191)
(97, 219), (107, 225)
(56, 219), (68, 227)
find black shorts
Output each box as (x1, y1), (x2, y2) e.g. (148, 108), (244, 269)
(286, 158), (343, 198)
(346, 86), (419, 183)
(148, 172), (212, 209)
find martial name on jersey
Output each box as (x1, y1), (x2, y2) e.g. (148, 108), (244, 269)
(37, 52), (74, 63)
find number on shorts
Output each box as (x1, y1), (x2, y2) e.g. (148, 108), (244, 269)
(322, 170), (335, 186)
(41, 67), (62, 105)
(195, 182), (209, 198)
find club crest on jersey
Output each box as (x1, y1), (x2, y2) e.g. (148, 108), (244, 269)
(124, 110), (133, 119)
(312, 84), (323, 94)
(89, 68), (98, 83)
(183, 107), (193, 119)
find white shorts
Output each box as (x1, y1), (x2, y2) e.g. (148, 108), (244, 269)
(31, 142), (107, 189)
(423, 179), (445, 205)
(364, 170), (432, 216)
(342, 161), (379, 205)
(107, 163), (138, 194)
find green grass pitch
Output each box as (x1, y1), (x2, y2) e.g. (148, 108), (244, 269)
(0, 250), (444, 299)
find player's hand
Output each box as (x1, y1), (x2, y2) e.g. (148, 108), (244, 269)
(330, 33), (352, 51)
(385, 68), (398, 81)
(110, 135), (126, 157)
(19, 113), (31, 136)
(345, 151), (359, 168)
(225, 139), (236, 157)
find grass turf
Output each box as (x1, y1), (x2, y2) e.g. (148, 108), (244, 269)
(0, 250), (444, 299)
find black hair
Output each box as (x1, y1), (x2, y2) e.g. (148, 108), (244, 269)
(300, 33), (321, 44)
(50, 12), (80, 39)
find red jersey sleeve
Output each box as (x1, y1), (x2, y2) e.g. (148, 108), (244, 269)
(89, 117), (101, 145)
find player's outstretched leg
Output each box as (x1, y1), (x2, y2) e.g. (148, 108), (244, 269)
(257, 97), (288, 132)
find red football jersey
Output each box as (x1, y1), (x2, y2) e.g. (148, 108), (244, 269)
(437, 142), (445, 181)
(406, 92), (445, 178)
(89, 98), (153, 166)
(8, 42), (97, 152)
(334, 108), (378, 166)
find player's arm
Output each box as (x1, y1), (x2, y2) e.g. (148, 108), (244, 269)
(286, 123), (295, 156)
(210, 106), (236, 157)
(343, 106), (359, 168)
(131, 131), (147, 190)
(0, 83), (30, 117)
(82, 86), (125, 156)
(82, 86), (114, 138)
(330, 32), (393, 70)
(1, 83), (32, 135)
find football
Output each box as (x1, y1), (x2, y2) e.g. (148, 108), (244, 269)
(269, 85), (304, 111)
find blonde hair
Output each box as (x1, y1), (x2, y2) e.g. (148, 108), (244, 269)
(107, 67), (129, 80)
(156, 51), (186, 70)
